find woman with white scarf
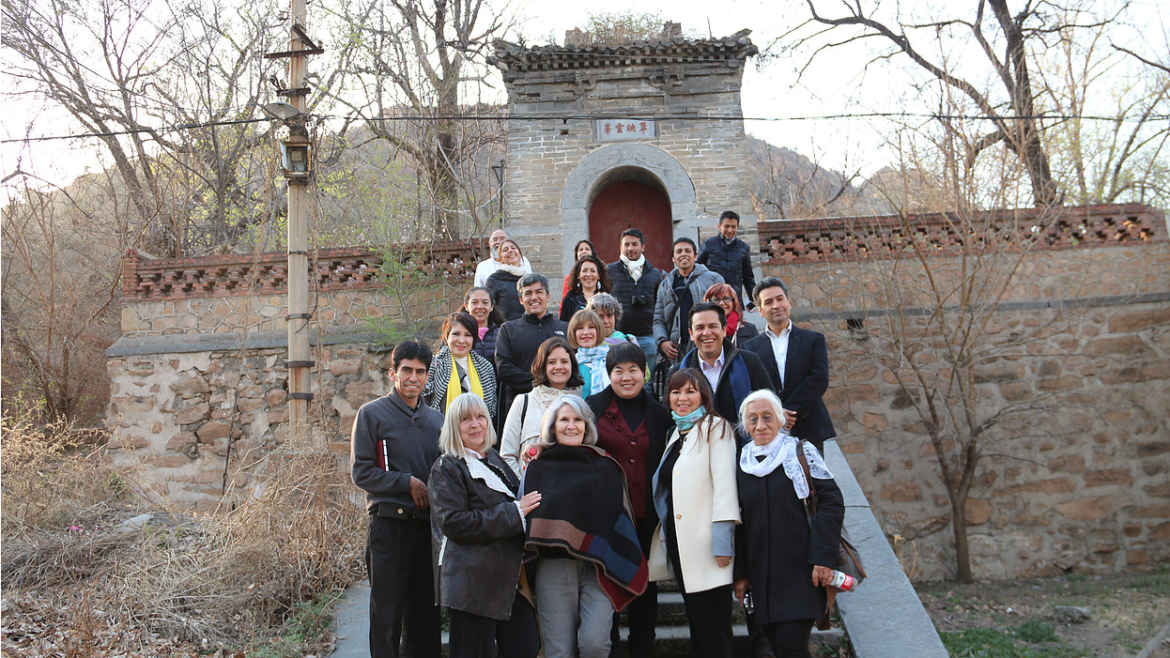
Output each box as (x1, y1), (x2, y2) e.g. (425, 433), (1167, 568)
(486, 240), (532, 321)
(498, 337), (583, 476)
(425, 312), (499, 420)
(733, 389), (844, 658)
(567, 309), (612, 398)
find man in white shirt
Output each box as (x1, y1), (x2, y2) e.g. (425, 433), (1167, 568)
(741, 277), (836, 453)
(474, 229), (532, 286)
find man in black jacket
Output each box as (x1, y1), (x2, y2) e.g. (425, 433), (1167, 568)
(741, 276), (835, 453)
(697, 210), (757, 311)
(495, 273), (569, 414)
(351, 341), (443, 658)
(666, 302), (772, 427)
(607, 228), (664, 372)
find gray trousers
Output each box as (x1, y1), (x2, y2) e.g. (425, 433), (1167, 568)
(534, 558), (613, 658)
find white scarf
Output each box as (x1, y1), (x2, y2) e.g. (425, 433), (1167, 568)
(620, 254), (646, 282)
(738, 434), (834, 499)
(497, 263), (529, 277)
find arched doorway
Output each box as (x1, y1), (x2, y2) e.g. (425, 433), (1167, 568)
(588, 175), (672, 268)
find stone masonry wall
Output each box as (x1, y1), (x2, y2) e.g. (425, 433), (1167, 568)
(759, 207), (1170, 580)
(496, 35), (760, 282)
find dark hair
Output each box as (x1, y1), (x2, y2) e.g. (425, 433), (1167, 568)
(752, 276), (790, 306)
(568, 254), (612, 294)
(672, 236), (697, 253)
(620, 228), (645, 245)
(573, 239), (596, 259)
(460, 286), (507, 327)
(391, 340), (433, 370)
(439, 312), (479, 349)
(687, 301), (727, 329)
(719, 210), (740, 224)
(606, 341), (646, 374)
(531, 337), (584, 388)
(704, 283), (743, 314)
(517, 272), (550, 295)
(666, 368), (715, 417)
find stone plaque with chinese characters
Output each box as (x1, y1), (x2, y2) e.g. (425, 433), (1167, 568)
(595, 119), (656, 142)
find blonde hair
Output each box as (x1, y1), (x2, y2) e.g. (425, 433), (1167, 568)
(438, 393), (497, 456)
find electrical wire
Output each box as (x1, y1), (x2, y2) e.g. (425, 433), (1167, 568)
(4, 110), (1165, 144)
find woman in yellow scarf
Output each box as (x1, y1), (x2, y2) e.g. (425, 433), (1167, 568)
(424, 312), (499, 420)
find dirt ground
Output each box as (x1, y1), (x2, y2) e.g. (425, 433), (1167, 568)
(916, 569), (1170, 657)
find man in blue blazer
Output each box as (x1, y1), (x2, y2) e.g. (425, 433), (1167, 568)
(741, 277), (836, 452)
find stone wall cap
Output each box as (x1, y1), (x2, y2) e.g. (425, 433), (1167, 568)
(108, 326), (396, 357)
(491, 30), (758, 73)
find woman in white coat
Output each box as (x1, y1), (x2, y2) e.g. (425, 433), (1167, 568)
(648, 368), (740, 657)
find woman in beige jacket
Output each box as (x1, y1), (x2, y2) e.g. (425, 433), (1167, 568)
(648, 369), (741, 657)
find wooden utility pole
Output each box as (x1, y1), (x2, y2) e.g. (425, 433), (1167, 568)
(266, 0), (323, 446)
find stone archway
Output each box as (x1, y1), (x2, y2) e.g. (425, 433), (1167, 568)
(560, 143), (696, 269)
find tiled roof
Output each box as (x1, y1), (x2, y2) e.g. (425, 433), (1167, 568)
(490, 29), (758, 74)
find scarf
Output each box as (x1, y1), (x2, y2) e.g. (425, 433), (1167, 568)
(497, 263), (528, 277)
(671, 405), (706, 432)
(445, 352), (483, 411)
(523, 444), (649, 611)
(577, 345), (611, 394)
(620, 254), (646, 281)
(738, 434), (834, 499)
(726, 309), (740, 335)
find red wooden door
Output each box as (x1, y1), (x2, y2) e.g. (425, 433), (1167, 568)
(588, 181), (672, 268)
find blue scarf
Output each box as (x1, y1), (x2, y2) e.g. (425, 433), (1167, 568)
(671, 406), (707, 432)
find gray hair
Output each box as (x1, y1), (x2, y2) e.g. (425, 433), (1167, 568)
(586, 292), (622, 323)
(538, 395), (598, 447)
(517, 272), (550, 295)
(737, 389), (786, 437)
(438, 393), (497, 456)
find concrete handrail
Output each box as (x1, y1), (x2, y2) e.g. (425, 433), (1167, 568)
(823, 440), (949, 657)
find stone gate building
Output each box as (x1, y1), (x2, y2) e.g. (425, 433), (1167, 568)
(490, 27), (760, 276)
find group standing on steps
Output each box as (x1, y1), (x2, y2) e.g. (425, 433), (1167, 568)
(351, 216), (849, 658)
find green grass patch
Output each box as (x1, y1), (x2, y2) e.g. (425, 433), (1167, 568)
(246, 593), (343, 658)
(941, 619), (1087, 658)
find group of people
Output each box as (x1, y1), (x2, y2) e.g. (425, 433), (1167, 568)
(351, 212), (847, 658)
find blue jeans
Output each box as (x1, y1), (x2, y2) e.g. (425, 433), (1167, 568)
(635, 334), (657, 374)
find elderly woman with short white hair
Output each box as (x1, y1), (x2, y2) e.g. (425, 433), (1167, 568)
(427, 393), (542, 658)
(733, 389), (844, 658)
(521, 396), (649, 658)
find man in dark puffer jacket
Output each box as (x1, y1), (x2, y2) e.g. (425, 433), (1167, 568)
(607, 228), (664, 372)
(697, 210), (757, 311)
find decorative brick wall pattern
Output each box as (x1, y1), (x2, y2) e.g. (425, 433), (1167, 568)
(760, 204), (1170, 580)
(759, 204), (1167, 266)
(122, 240), (486, 301)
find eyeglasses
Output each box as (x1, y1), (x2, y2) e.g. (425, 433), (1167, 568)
(710, 297), (736, 304)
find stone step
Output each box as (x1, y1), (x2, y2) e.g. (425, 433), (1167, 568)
(611, 623), (844, 657)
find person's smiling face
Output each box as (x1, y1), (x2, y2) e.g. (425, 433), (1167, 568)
(465, 289), (492, 326)
(610, 362), (645, 400)
(545, 347), (573, 389)
(446, 323), (474, 358)
(554, 404), (587, 446)
(460, 409), (490, 453)
(669, 381), (702, 416)
(578, 261), (599, 292)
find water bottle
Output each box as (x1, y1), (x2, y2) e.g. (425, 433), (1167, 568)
(828, 570), (857, 591)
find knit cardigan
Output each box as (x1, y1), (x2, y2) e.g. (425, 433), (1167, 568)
(423, 345), (499, 419)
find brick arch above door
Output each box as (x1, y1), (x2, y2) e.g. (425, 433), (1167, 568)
(560, 143), (697, 272)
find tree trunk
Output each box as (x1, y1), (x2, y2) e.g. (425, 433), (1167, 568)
(951, 494), (974, 583)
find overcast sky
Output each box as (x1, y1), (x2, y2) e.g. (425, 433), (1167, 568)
(3, 0), (1166, 191)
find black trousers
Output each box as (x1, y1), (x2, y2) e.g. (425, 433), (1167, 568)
(762, 620), (815, 658)
(611, 516), (659, 658)
(680, 584), (734, 658)
(448, 592), (540, 658)
(366, 515), (441, 658)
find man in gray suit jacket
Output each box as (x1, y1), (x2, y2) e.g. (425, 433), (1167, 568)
(741, 276), (836, 452)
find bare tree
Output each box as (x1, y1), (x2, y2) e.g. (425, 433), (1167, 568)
(2, 0), (285, 256)
(784, 0), (1123, 207)
(325, 0), (508, 241)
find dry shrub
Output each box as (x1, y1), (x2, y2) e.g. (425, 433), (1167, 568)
(0, 416), (131, 534)
(2, 428), (367, 653)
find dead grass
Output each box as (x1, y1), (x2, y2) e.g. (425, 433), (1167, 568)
(1, 418), (366, 656)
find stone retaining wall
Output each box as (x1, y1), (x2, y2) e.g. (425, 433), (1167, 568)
(759, 204), (1170, 580)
